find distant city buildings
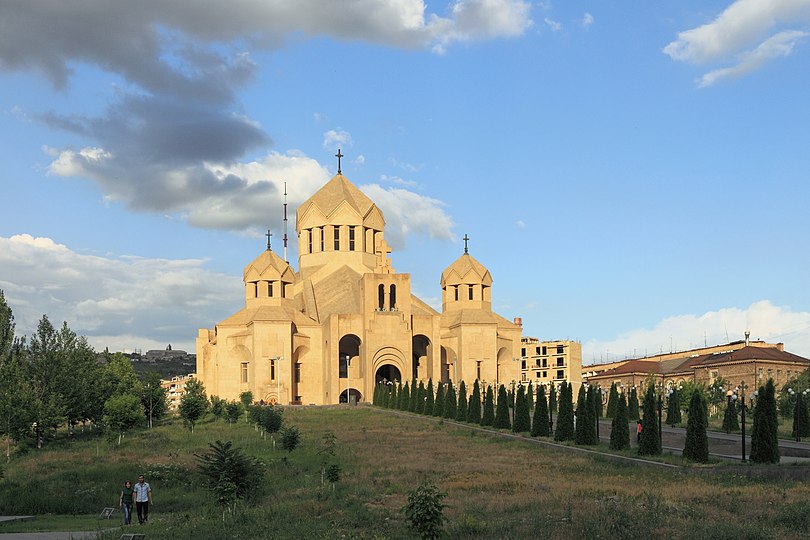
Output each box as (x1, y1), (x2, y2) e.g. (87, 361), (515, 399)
(519, 338), (583, 396)
(160, 373), (197, 410)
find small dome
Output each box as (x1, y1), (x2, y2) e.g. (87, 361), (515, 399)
(297, 174), (377, 219)
(244, 249), (294, 282)
(440, 253), (492, 287)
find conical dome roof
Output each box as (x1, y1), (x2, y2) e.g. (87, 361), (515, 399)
(244, 249), (294, 281)
(297, 174), (376, 219)
(440, 253), (492, 287)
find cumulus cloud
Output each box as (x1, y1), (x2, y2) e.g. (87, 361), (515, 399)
(581, 13), (594, 29)
(544, 18), (562, 32)
(664, 0), (810, 85)
(0, 234), (243, 352)
(584, 300), (810, 364)
(380, 174), (419, 187)
(359, 184), (455, 249)
(322, 129), (353, 150)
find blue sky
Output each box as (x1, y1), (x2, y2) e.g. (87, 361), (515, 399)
(1, 0), (809, 362)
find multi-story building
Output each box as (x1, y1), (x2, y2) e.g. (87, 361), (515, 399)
(519, 337), (583, 396)
(161, 373), (197, 410)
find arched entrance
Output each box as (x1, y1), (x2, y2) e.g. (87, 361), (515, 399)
(412, 335), (430, 380)
(375, 364), (402, 383)
(339, 388), (363, 404)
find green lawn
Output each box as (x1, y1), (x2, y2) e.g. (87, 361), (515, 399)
(1, 407), (809, 539)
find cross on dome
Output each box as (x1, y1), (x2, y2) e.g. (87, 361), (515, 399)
(335, 148), (344, 174)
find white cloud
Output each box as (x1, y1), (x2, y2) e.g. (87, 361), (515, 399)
(698, 30), (808, 87)
(322, 129), (353, 150)
(515, 220), (526, 228)
(581, 13), (594, 29)
(380, 174), (419, 187)
(359, 184), (455, 249)
(354, 154), (366, 165)
(0, 234), (243, 353)
(584, 300), (810, 364)
(544, 17), (562, 32)
(664, 0), (810, 84)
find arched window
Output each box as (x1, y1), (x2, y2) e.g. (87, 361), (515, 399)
(389, 284), (397, 310)
(378, 284), (385, 311)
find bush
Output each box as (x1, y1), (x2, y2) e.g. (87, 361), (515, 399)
(750, 379), (780, 464)
(195, 440), (264, 510)
(531, 385), (550, 437)
(609, 392), (630, 450)
(683, 390), (708, 463)
(280, 425), (301, 453)
(638, 385), (661, 456)
(404, 478), (446, 540)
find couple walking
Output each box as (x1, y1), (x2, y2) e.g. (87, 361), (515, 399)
(119, 474), (153, 525)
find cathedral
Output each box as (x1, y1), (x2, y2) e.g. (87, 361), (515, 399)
(196, 164), (523, 405)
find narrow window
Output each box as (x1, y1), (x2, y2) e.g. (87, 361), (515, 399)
(378, 284), (385, 311)
(270, 359), (276, 380)
(468, 285), (474, 300)
(268, 282), (273, 297)
(389, 284), (396, 310)
(320, 228), (325, 251)
(542, 358), (547, 368)
(294, 363), (301, 383)
(521, 347), (526, 356)
(241, 362), (249, 383)
(543, 371), (547, 378)
(536, 347), (542, 355)
(535, 371), (541, 378)
(252, 282), (258, 298)
(521, 360), (526, 370)
(454, 286), (459, 301)
(307, 229), (313, 253)
(476, 361), (482, 381)
(349, 226), (355, 250)
(339, 356), (348, 378)
(556, 357), (564, 367)
(557, 345), (564, 354)
(542, 346), (547, 355)
(556, 370), (564, 380)
(334, 226), (340, 250)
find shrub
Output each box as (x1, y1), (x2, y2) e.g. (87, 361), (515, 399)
(403, 478), (446, 540)
(609, 392), (630, 450)
(683, 390), (708, 463)
(481, 385), (495, 426)
(638, 384), (661, 456)
(280, 425), (301, 453)
(467, 380), (482, 424)
(494, 385), (511, 430)
(555, 383), (574, 442)
(750, 379), (780, 464)
(531, 385), (550, 437)
(513, 385), (531, 433)
(195, 440), (264, 510)
(456, 381), (468, 422)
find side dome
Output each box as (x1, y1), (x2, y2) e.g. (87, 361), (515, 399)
(243, 249), (296, 307)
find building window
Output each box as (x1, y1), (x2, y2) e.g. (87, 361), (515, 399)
(759, 368), (764, 380)
(307, 229), (313, 253)
(468, 286), (474, 300)
(252, 282), (258, 298)
(320, 228), (325, 251)
(334, 227), (340, 250)
(521, 360), (526, 370)
(268, 282), (274, 297)
(557, 345), (564, 354)
(535, 347), (541, 355)
(542, 371), (547, 378)
(241, 362), (249, 383)
(476, 361), (482, 381)
(542, 358), (547, 368)
(521, 348), (526, 356)
(556, 370), (564, 380)
(521, 372), (527, 381)
(270, 359), (275, 380)
(349, 226), (356, 250)
(535, 371), (541, 378)
(556, 357), (564, 367)
(281, 282), (286, 298)
(710, 370), (718, 381)
(454, 286), (459, 301)
(542, 346), (547, 355)
(378, 284), (385, 311)
(390, 284), (397, 310)
(535, 359), (541, 367)
(294, 363), (301, 383)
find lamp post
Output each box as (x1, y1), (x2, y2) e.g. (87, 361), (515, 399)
(271, 356), (283, 405)
(343, 354), (351, 405)
(725, 389), (733, 434)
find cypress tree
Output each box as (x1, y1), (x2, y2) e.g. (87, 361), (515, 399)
(391, 382), (400, 409)
(555, 382), (575, 441)
(549, 384), (558, 414)
(513, 385), (531, 433)
(373, 382), (380, 406)
(666, 388), (682, 426)
(793, 392), (810, 438)
(456, 381), (468, 422)
(443, 382), (457, 419)
(575, 384), (588, 444)
(468, 380), (482, 424)
(409, 379), (418, 412)
(750, 380), (780, 463)
(495, 385), (511, 430)
(584, 385), (599, 444)
(638, 384), (661, 456)
(433, 382), (445, 417)
(527, 381), (534, 412)
(400, 382), (410, 411)
(609, 392), (630, 450)
(381, 383), (390, 408)
(628, 387), (639, 420)
(416, 381), (426, 414)
(722, 397), (739, 433)
(607, 383), (618, 418)
(482, 385), (495, 426)
(532, 385), (550, 437)
(683, 390), (709, 463)
(596, 387), (604, 418)
(424, 379), (435, 416)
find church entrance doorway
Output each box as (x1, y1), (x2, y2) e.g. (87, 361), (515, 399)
(375, 364), (401, 383)
(340, 388), (362, 404)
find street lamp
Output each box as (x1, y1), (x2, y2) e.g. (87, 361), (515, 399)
(343, 354), (351, 405)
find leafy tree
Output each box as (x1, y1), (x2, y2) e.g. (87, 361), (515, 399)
(280, 425), (301, 453)
(683, 390), (709, 463)
(513, 385), (531, 433)
(467, 380), (482, 424)
(103, 393), (145, 445)
(195, 440), (264, 512)
(179, 379), (209, 433)
(779, 371), (810, 418)
(443, 382), (457, 419)
(549, 384), (558, 414)
(403, 478), (446, 540)
(140, 371), (168, 428)
(494, 385), (511, 430)
(25, 315), (67, 447)
(750, 380), (780, 464)
(225, 401), (242, 425)
(211, 396), (225, 418)
(416, 381), (426, 414)
(628, 387), (640, 420)
(606, 383), (618, 419)
(666, 388), (682, 426)
(424, 380), (434, 416)
(481, 385), (495, 426)
(555, 382), (574, 442)
(638, 384), (661, 456)
(722, 397), (740, 433)
(456, 381), (468, 422)
(0, 345), (30, 458)
(257, 405), (283, 434)
(239, 391), (253, 422)
(433, 382), (445, 418)
(609, 392), (630, 450)
(531, 385), (550, 437)
(0, 290), (14, 361)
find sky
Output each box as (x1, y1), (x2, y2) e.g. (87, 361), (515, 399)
(1, 0), (809, 364)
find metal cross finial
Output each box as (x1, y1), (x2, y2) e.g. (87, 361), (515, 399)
(463, 234), (469, 254)
(335, 148), (344, 174)
(266, 229), (272, 251)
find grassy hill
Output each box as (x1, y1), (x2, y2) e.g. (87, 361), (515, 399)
(1, 406), (809, 539)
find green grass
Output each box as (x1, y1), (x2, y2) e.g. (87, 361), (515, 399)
(1, 406), (809, 539)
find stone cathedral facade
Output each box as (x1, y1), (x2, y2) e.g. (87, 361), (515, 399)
(196, 171), (522, 405)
